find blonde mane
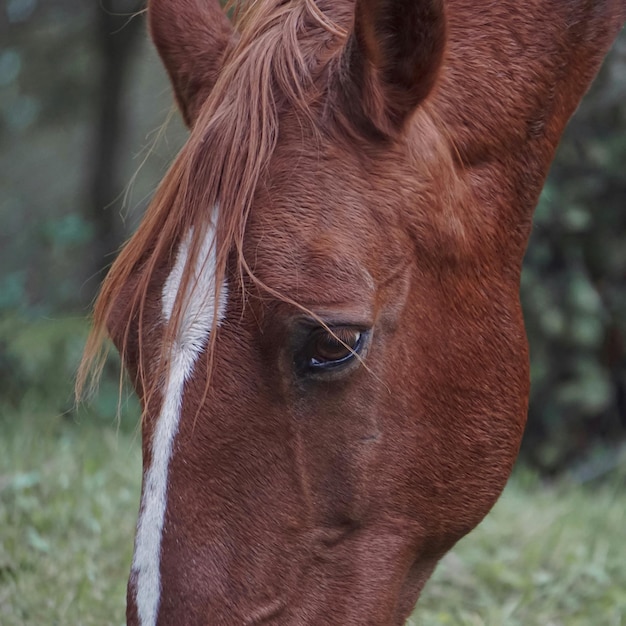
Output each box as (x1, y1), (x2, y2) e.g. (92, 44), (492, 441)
(78, 0), (348, 403)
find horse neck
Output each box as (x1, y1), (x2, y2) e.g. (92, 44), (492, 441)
(433, 0), (625, 249)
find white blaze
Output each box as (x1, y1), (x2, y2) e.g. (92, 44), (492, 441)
(131, 217), (228, 626)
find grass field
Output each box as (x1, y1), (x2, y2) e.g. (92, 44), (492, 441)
(2, 409), (625, 626)
(1, 319), (625, 625)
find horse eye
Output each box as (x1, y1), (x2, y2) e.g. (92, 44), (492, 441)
(301, 327), (364, 373)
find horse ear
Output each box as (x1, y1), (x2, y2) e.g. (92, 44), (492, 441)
(340, 0), (446, 138)
(148, 0), (235, 127)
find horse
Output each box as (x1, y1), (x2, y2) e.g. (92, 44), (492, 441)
(80, 0), (625, 623)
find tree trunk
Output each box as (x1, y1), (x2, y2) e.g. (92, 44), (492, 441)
(84, 1), (144, 300)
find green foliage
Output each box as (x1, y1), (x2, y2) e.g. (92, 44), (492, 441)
(520, 41), (626, 472)
(0, 316), (139, 429)
(0, 4), (185, 313)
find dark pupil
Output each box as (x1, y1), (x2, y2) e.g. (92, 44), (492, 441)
(311, 329), (361, 365)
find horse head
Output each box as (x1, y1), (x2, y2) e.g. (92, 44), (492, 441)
(82, 0), (625, 623)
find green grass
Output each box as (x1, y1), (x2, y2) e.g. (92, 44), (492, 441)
(413, 473), (626, 625)
(0, 411), (140, 625)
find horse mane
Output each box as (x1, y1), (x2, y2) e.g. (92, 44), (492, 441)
(77, 0), (349, 404)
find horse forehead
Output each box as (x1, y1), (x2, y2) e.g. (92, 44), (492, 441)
(240, 136), (412, 296)
(250, 230), (377, 302)
(243, 194), (410, 302)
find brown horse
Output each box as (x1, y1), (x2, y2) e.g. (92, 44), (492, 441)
(81, 0), (625, 623)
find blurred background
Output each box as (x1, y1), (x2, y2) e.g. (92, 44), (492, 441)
(0, 2), (625, 623)
(1, 0), (185, 430)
